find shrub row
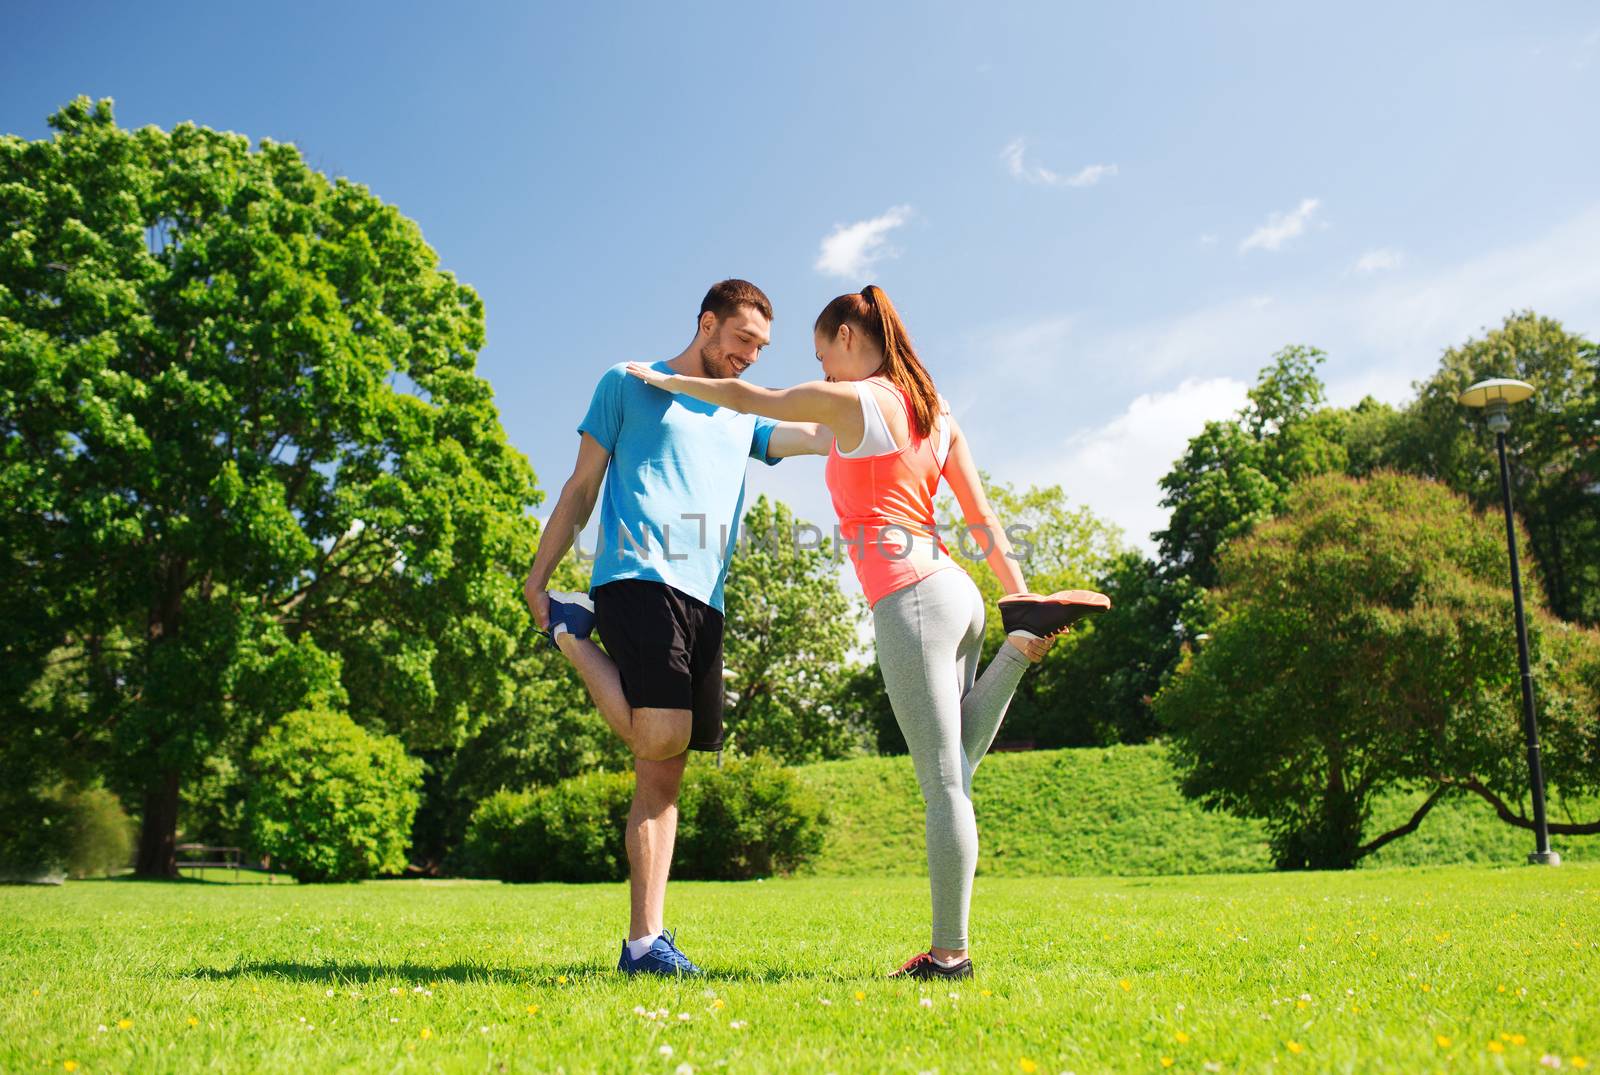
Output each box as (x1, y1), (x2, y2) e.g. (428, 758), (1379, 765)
(462, 753), (826, 882)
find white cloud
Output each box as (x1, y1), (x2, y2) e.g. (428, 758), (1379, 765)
(1064, 163), (1118, 188)
(1198, 233), (1219, 246)
(1354, 247), (1403, 274)
(1240, 197), (1321, 253)
(1002, 138), (1117, 188)
(814, 205), (913, 279)
(1035, 378), (1250, 553)
(952, 202), (1600, 547)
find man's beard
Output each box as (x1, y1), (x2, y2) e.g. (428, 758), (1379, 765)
(700, 341), (738, 380)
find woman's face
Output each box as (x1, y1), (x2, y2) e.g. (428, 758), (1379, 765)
(814, 324), (860, 382)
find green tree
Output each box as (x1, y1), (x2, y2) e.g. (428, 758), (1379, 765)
(721, 496), (864, 762)
(414, 555), (631, 872)
(1390, 311), (1599, 625)
(0, 99), (542, 876)
(1043, 551), (1197, 745)
(1155, 473), (1600, 870)
(1157, 346), (1350, 589)
(933, 476), (1126, 747)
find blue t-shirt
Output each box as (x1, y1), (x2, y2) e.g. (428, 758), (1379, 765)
(578, 361), (780, 612)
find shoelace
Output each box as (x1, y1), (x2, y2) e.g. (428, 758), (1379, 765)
(652, 929), (697, 972)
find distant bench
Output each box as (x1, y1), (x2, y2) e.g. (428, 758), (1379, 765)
(175, 844), (283, 883)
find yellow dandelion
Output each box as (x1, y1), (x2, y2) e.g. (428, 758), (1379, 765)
(556, 975), (568, 984)
(1286, 1040), (1305, 1054)
(714, 997), (727, 1010)
(1176, 1031), (1190, 1044)
(1502, 1034), (1515, 1042)
(1498, 986), (1507, 993)
(852, 991), (864, 1002)
(1296, 1000), (1308, 1010)
(33, 990), (41, 997)
(1020, 1060), (1038, 1074)
(187, 1016), (199, 1027)
(1351, 1005), (1360, 1014)
(116, 1018), (131, 1030)
(420, 1028), (432, 1040)
(1512, 1034), (1528, 1046)
(1420, 983), (1432, 993)
(63, 1064), (78, 1073)
(980, 989), (993, 997)
(526, 1004), (540, 1015)
(1571, 1057), (1588, 1069)
(1436, 1035), (1452, 1048)
(1160, 1058), (1174, 1069)
(1488, 1042), (1505, 1054)
(1119, 979), (1132, 992)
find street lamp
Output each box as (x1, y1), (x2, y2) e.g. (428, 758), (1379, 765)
(1457, 378), (1560, 867)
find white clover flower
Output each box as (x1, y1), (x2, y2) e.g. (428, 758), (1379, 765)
(658, 1044), (674, 1057)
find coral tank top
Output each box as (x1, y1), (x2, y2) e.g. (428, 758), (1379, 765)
(824, 377), (961, 608)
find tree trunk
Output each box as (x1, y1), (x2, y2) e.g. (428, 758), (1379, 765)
(134, 769), (181, 878)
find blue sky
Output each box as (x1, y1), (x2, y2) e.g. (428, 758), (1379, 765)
(7, 1), (1600, 568)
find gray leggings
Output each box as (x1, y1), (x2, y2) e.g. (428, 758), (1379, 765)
(872, 568), (1030, 951)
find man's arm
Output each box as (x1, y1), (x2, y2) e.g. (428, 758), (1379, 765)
(765, 421), (833, 458)
(524, 432), (610, 628)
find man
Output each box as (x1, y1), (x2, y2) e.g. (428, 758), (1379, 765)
(523, 279), (829, 976)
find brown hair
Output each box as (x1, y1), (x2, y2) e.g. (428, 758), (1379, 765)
(700, 279), (773, 324)
(814, 284), (940, 439)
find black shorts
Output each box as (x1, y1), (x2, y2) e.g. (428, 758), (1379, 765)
(592, 579), (726, 752)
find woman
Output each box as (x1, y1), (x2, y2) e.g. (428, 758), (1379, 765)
(626, 284), (1108, 979)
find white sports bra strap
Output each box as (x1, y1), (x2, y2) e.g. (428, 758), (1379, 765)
(838, 379), (901, 458)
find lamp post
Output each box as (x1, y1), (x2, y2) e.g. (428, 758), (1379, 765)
(1457, 378), (1559, 866)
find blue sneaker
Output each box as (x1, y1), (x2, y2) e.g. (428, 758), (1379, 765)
(617, 929), (703, 977)
(539, 590), (596, 651)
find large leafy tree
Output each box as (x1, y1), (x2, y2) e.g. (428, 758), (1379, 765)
(1389, 311), (1599, 625)
(721, 495), (864, 762)
(1155, 472), (1600, 870)
(1156, 346), (1352, 590)
(1, 99), (543, 876)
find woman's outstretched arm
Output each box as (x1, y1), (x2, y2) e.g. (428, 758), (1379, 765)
(940, 413), (1030, 596)
(625, 363), (864, 448)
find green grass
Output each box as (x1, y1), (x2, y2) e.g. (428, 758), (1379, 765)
(4, 867), (1597, 1073)
(796, 745), (1599, 876)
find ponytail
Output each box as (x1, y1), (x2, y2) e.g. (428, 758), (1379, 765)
(816, 284), (941, 439)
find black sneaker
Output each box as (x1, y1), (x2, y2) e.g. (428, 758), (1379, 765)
(998, 590), (1111, 640)
(888, 951), (974, 979)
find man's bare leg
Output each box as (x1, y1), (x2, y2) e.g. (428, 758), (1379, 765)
(556, 633), (638, 749)
(628, 748), (689, 940)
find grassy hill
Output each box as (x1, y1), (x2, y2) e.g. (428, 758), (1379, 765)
(794, 743), (1597, 876)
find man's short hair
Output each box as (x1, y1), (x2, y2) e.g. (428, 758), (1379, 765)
(700, 279), (773, 324)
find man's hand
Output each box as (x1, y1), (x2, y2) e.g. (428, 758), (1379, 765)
(524, 575), (551, 630)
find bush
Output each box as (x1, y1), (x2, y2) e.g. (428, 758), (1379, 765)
(244, 708), (424, 883)
(65, 788), (134, 878)
(463, 754), (827, 882)
(675, 755), (827, 879)
(0, 791), (73, 883)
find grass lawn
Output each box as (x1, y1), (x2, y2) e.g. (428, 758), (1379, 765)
(4, 866), (1597, 1073)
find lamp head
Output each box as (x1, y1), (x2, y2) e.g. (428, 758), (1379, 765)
(1459, 378), (1534, 434)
